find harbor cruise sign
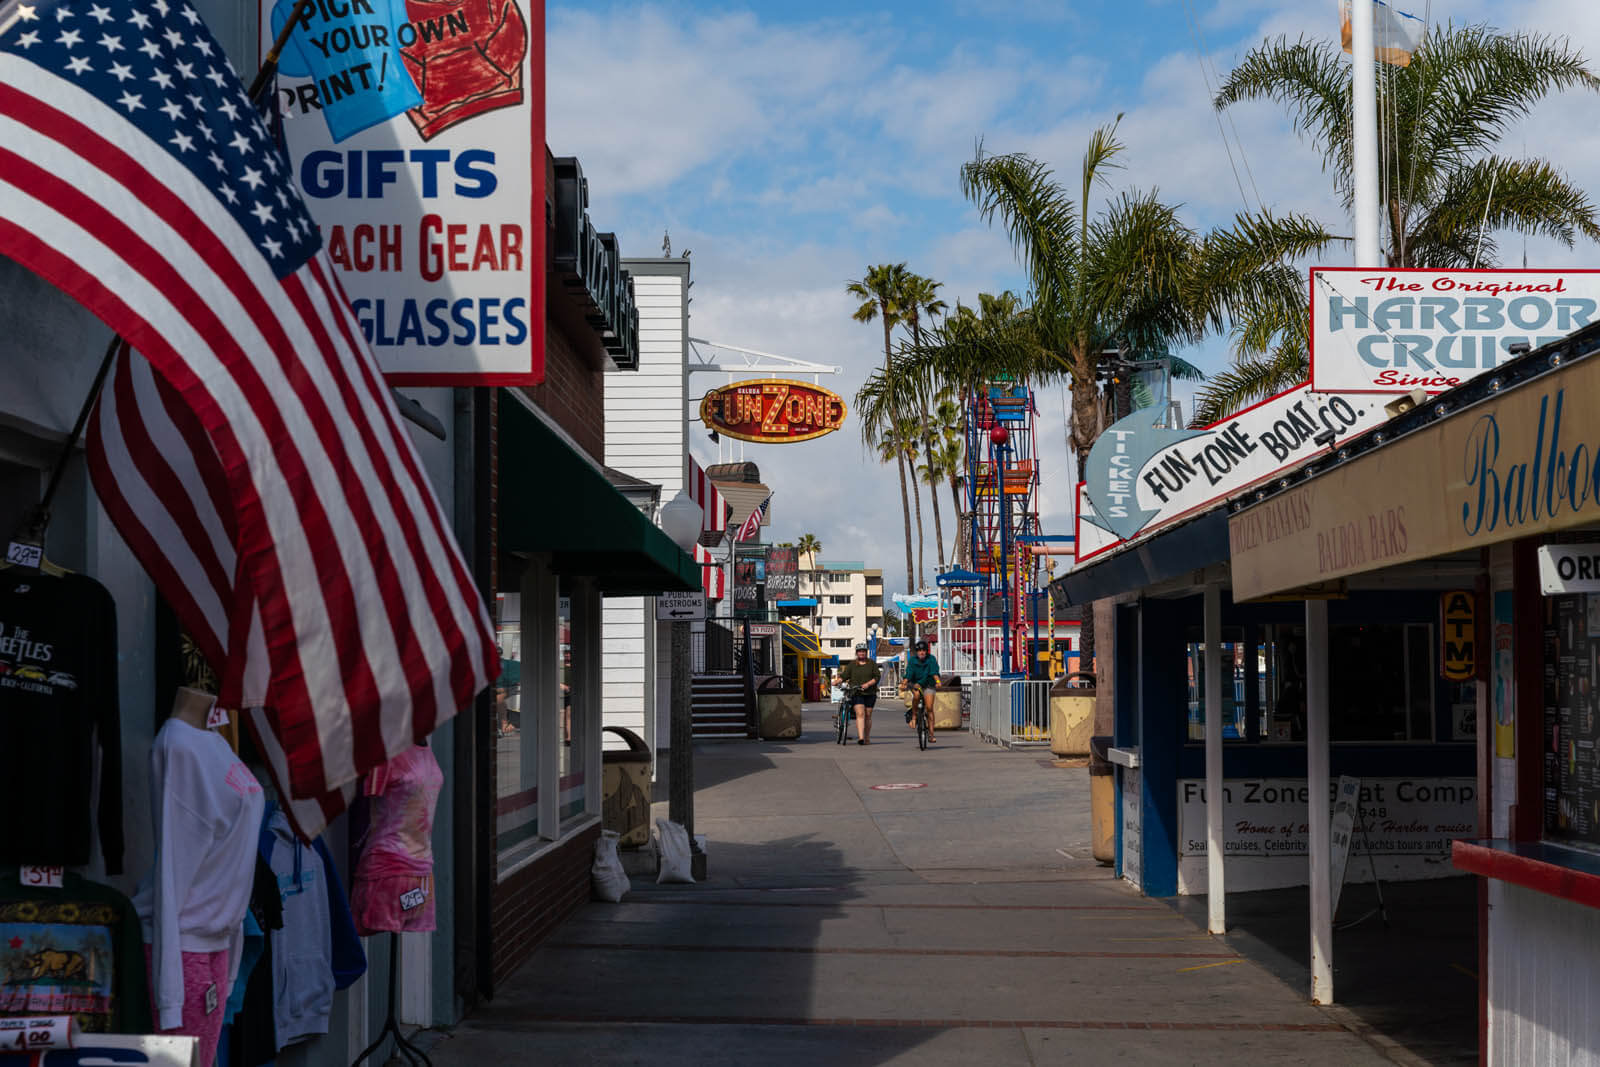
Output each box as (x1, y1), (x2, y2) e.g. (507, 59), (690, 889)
(1310, 268), (1600, 394)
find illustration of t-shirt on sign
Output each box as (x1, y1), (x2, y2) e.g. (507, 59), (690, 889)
(273, 0), (422, 143)
(400, 0), (527, 139)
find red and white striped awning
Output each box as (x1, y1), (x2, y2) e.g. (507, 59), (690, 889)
(695, 543), (725, 599)
(688, 456), (727, 532)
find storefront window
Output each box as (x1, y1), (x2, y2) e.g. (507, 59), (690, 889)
(495, 591), (538, 873)
(1185, 632), (1248, 741)
(1193, 622), (1437, 745)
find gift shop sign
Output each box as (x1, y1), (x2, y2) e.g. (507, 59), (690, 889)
(700, 380), (846, 444)
(1231, 348), (1600, 600)
(1176, 777), (1475, 894)
(261, 0), (546, 384)
(1310, 268), (1600, 395)
(1077, 384), (1382, 561)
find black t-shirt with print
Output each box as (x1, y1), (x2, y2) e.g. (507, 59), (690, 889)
(0, 572), (123, 874)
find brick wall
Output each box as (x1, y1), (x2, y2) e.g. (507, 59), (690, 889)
(488, 823), (601, 984)
(525, 316), (606, 462)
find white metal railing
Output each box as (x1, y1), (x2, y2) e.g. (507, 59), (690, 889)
(969, 678), (1052, 748)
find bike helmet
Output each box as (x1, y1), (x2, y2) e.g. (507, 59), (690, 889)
(914, 640), (929, 652)
(855, 642), (869, 652)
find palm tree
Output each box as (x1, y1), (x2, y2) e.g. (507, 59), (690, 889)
(1193, 23), (1600, 422)
(959, 120), (1206, 479)
(900, 272), (949, 585)
(796, 532), (821, 572)
(848, 263), (915, 594)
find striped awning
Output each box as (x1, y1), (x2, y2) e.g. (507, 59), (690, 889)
(781, 620), (822, 657)
(694, 542), (725, 599)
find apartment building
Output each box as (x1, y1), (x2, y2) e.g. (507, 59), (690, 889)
(801, 561), (886, 653)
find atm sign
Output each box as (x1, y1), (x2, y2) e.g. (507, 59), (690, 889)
(700, 379), (846, 444)
(1441, 590), (1476, 682)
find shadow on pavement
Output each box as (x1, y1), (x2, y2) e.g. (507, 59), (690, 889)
(1171, 877), (1478, 1065)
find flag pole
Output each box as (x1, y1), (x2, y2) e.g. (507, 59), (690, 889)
(15, 0), (318, 547)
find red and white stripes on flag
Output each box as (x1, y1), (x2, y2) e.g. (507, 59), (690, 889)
(687, 456), (727, 533)
(735, 495), (771, 543)
(88, 346), (356, 837)
(694, 542), (724, 600)
(0, 17), (498, 836)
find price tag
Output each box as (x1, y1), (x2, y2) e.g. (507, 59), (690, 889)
(19, 865), (64, 889)
(399, 887), (426, 911)
(5, 542), (43, 569)
(0, 1015), (73, 1051)
(205, 702), (229, 730)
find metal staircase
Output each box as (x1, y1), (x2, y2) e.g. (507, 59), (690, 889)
(691, 673), (750, 738)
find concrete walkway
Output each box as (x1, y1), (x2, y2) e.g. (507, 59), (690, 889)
(427, 702), (1399, 1065)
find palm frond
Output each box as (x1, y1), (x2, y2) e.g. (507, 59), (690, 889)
(960, 150), (1079, 309)
(1190, 343), (1308, 427)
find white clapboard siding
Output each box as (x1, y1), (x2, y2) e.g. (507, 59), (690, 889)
(602, 262), (688, 753)
(601, 599), (648, 742)
(1489, 880), (1600, 1064)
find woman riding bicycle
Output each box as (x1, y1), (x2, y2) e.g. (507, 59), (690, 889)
(903, 640), (941, 744)
(835, 642), (880, 744)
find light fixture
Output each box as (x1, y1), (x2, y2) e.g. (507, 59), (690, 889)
(1550, 352), (1564, 368)
(1312, 427), (1337, 449)
(1277, 478), (1290, 490)
(1383, 388), (1428, 419)
(1337, 448), (1350, 462)
(1373, 431), (1387, 444)
(658, 490), (703, 552)
(1487, 378), (1503, 392)
(1433, 403), (1450, 418)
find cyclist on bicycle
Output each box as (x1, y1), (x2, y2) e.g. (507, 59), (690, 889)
(835, 642), (880, 744)
(903, 640), (942, 744)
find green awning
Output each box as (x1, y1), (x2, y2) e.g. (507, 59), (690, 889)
(499, 391), (698, 596)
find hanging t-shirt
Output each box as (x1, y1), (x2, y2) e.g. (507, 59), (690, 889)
(0, 867), (151, 1034)
(272, 0), (424, 143)
(0, 571), (123, 874)
(351, 746), (441, 934)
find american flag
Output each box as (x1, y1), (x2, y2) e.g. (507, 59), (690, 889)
(0, 0), (497, 829)
(734, 495), (770, 544)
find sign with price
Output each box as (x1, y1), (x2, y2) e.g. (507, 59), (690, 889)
(1, 1015), (73, 1052)
(19, 865), (64, 889)
(5, 541), (43, 569)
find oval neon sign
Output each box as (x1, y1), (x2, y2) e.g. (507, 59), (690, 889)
(700, 379), (847, 444)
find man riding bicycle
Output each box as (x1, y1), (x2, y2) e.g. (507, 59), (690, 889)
(835, 642), (880, 744)
(903, 640), (941, 743)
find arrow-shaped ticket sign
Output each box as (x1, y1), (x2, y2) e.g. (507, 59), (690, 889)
(1079, 385), (1383, 551)
(1083, 410), (1207, 540)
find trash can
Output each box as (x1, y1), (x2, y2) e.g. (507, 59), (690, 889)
(1089, 735), (1115, 865)
(1049, 671), (1095, 757)
(804, 670), (822, 703)
(932, 676), (963, 731)
(756, 675), (803, 739)
(601, 726), (653, 848)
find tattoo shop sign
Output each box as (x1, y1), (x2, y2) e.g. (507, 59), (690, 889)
(260, 0), (545, 384)
(1076, 385), (1381, 561)
(1310, 268), (1600, 395)
(1176, 777), (1476, 894)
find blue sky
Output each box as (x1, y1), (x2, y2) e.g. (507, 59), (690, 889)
(546, 0), (1600, 597)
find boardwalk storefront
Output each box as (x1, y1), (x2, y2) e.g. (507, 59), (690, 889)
(1228, 321), (1600, 1061)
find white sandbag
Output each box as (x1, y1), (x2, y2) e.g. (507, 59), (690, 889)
(592, 829), (631, 902)
(655, 818), (695, 884)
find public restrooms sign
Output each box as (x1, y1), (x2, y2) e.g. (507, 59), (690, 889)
(1310, 268), (1600, 394)
(260, 0), (546, 384)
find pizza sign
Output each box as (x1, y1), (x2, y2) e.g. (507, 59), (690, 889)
(700, 379), (846, 444)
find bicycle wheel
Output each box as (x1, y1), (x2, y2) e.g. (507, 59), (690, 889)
(917, 709), (928, 751)
(837, 704), (848, 744)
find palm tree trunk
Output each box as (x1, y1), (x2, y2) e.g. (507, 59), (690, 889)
(948, 471), (965, 571)
(883, 313), (915, 597)
(910, 455), (926, 590)
(925, 442), (946, 573)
